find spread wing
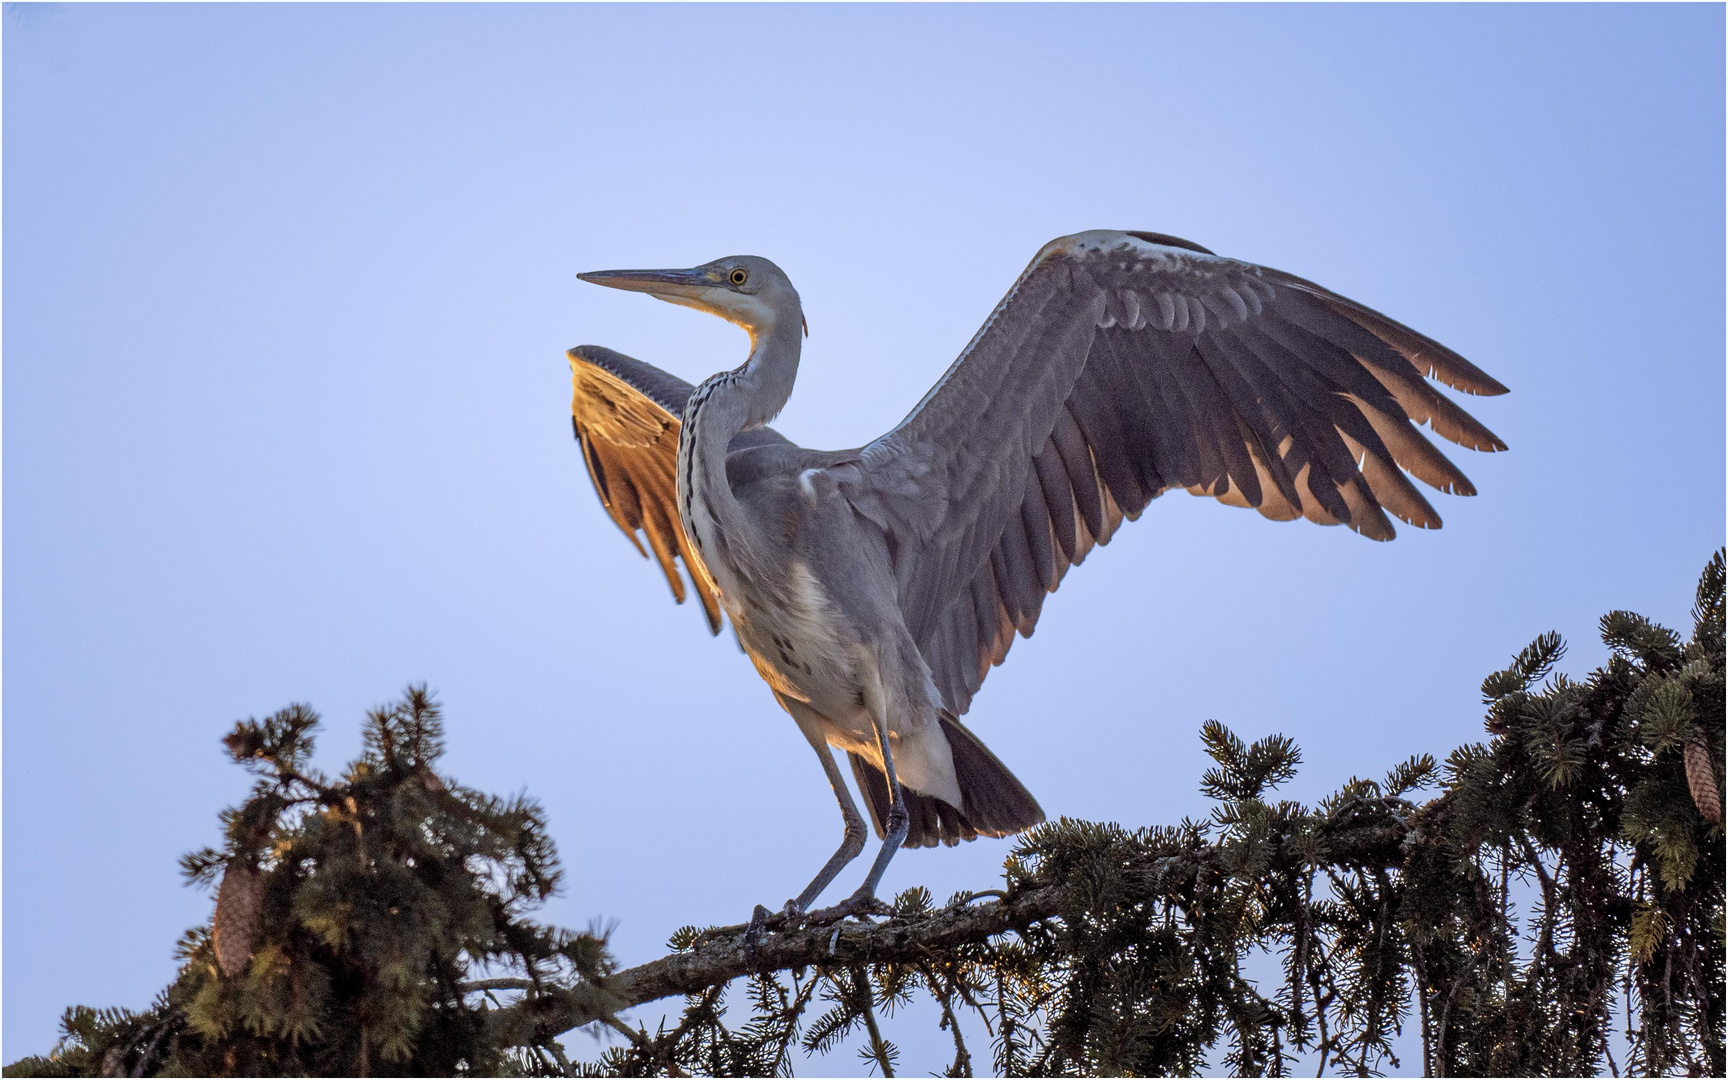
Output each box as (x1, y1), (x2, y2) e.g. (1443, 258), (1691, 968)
(840, 230), (1509, 715)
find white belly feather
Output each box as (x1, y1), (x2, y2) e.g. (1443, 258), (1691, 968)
(734, 560), (961, 808)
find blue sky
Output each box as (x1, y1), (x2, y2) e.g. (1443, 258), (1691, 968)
(5, 3), (1722, 1068)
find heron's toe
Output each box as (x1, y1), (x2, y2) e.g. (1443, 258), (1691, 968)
(805, 888), (893, 925)
(843, 887), (894, 918)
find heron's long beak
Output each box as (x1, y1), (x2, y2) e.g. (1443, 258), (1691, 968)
(577, 267), (717, 303)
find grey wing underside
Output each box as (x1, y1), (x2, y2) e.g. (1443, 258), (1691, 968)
(567, 345), (791, 634)
(839, 230), (1511, 718)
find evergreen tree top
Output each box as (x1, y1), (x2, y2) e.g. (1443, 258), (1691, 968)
(7, 552), (1722, 1077)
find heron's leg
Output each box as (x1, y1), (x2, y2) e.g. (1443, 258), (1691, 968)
(744, 710), (869, 954)
(848, 673), (911, 904)
(787, 724), (869, 914)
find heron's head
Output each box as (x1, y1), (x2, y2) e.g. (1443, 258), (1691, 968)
(579, 256), (804, 341)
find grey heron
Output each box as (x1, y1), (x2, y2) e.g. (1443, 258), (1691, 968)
(569, 230), (1507, 921)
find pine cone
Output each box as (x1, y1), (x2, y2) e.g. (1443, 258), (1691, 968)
(213, 860), (263, 978)
(1684, 733), (1721, 825)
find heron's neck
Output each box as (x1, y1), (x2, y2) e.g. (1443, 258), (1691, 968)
(678, 316), (802, 573)
(697, 312), (801, 442)
(736, 312), (802, 428)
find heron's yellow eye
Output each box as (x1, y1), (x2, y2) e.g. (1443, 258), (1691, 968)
(729, 268), (748, 286)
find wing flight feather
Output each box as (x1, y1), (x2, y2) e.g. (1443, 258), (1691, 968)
(842, 231), (1509, 715)
(567, 346), (724, 632)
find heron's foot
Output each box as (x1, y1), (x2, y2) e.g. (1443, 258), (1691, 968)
(803, 887), (894, 926)
(742, 900), (810, 962)
(742, 904), (771, 963)
(742, 903), (780, 962)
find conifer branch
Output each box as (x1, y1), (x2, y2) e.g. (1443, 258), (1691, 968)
(459, 978), (535, 994)
(483, 815), (1415, 1048)
(482, 881), (1070, 1045)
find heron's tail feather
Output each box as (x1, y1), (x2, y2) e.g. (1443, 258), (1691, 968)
(938, 711), (1045, 838)
(847, 714), (1044, 850)
(849, 753), (974, 849)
